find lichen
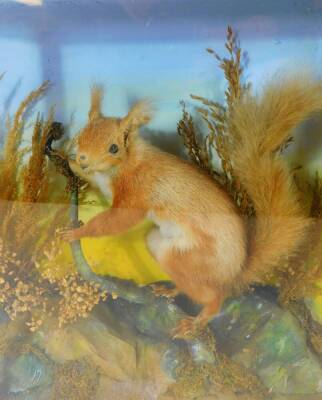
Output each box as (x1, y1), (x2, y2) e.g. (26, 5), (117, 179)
(51, 359), (100, 400)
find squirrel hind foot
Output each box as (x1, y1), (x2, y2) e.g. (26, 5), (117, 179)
(151, 284), (179, 300)
(172, 316), (202, 340)
(172, 293), (224, 339)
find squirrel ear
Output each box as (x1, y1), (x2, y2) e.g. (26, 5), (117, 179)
(121, 100), (153, 132)
(89, 85), (104, 122)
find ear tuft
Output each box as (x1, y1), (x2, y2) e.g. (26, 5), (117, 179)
(123, 100), (153, 129)
(89, 85), (104, 122)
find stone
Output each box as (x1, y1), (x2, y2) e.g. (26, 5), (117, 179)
(210, 290), (322, 395)
(8, 352), (52, 394)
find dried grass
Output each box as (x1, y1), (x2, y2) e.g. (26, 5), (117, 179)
(0, 237), (107, 331)
(177, 26), (253, 216)
(168, 329), (267, 399)
(52, 359), (100, 400)
(0, 80), (50, 202)
(0, 80), (107, 332)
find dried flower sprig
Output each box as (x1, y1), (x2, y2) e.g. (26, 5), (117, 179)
(57, 274), (107, 327)
(177, 25), (254, 216)
(0, 80), (50, 202)
(0, 237), (108, 332)
(177, 101), (211, 172)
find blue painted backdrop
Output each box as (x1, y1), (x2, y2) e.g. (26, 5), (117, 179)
(1, 0), (322, 165)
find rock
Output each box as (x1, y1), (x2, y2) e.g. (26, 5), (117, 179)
(211, 290), (322, 395)
(211, 292), (275, 356)
(36, 303), (173, 398)
(0, 355), (5, 384)
(0, 309), (9, 325)
(245, 313), (322, 394)
(41, 319), (137, 381)
(7, 289), (322, 398)
(135, 300), (182, 339)
(8, 352), (52, 394)
(161, 343), (189, 380)
(97, 376), (162, 400)
(5, 387), (52, 400)
(107, 297), (182, 340)
(305, 297), (322, 325)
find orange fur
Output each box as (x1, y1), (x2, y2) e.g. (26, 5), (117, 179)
(228, 75), (322, 286)
(65, 78), (322, 336)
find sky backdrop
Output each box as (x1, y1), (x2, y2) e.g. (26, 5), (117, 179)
(1, 0), (322, 168)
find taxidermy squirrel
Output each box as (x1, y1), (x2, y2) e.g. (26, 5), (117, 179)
(62, 77), (322, 338)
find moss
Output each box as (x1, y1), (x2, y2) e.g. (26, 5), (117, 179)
(168, 330), (267, 399)
(285, 300), (322, 359)
(51, 359), (100, 400)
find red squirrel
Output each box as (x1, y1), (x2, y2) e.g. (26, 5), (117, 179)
(62, 78), (322, 338)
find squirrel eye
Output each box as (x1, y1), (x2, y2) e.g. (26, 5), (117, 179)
(109, 144), (119, 154)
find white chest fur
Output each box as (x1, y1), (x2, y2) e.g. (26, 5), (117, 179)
(92, 172), (113, 199)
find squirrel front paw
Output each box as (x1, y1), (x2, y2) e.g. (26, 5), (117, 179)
(60, 228), (81, 242)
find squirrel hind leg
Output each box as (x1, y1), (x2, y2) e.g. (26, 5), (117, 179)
(173, 294), (224, 339)
(196, 294), (224, 326)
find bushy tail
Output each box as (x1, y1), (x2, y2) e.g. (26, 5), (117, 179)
(228, 75), (322, 286)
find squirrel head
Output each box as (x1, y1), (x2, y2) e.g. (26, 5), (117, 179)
(76, 85), (152, 174)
